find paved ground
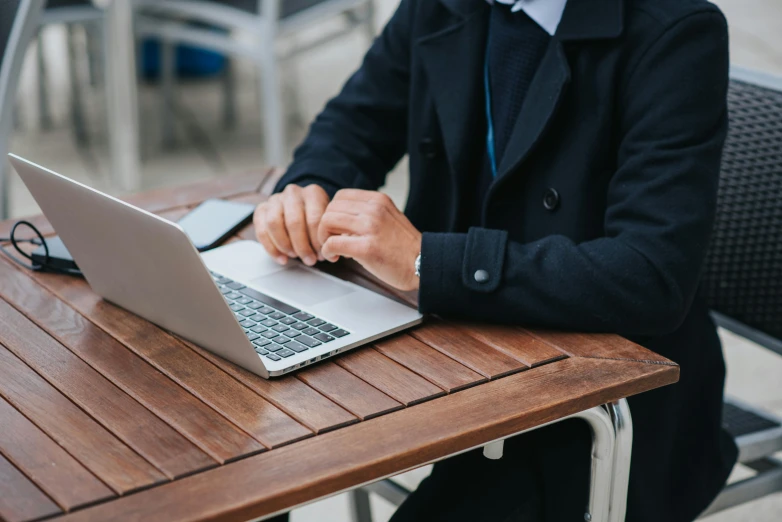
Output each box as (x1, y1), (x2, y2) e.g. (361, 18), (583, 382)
(5, 1), (780, 520)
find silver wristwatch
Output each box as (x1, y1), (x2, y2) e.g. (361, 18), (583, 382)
(414, 253), (422, 278)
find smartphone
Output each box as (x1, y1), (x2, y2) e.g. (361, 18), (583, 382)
(178, 199), (255, 252)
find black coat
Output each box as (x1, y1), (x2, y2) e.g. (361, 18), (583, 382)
(275, 0), (738, 520)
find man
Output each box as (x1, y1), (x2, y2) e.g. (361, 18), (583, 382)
(254, 0), (737, 520)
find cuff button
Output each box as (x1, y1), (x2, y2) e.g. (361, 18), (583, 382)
(474, 270), (490, 283)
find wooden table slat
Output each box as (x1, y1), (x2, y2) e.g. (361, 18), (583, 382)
(55, 357), (679, 522)
(297, 363), (404, 420)
(0, 453), (61, 522)
(411, 321), (526, 379)
(524, 329), (676, 365)
(0, 397), (115, 512)
(0, 259), (265, 464)
(335, 348), (446, 406)
(0, 298), (215, 480)
(0, 345), (166, 495)
(186, 341), (359, 434)
(373, 334), (488, 393)
(463, 325), (567, 368)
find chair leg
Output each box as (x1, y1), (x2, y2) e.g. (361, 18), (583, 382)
(36, 32), (52, 131)
(160, 37), (176, 147)
(349, 488), (373, 522)
(257, 39), (286, 167)
(222, 57), (237, 130)
(67, 24), (89, 147)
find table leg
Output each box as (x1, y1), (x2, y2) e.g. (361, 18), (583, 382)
(104, 0), (141, 192)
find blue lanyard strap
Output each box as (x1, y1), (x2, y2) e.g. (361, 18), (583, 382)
(484, 44), (498, 178)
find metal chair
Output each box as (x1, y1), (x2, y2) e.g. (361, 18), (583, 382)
(0, 0), (47, 219)
(698, 66), (782, 517)
(133, 0), (377, 167)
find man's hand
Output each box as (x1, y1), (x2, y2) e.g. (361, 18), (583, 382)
(254, 184), (330, 266)
(318, 190), (422, 292)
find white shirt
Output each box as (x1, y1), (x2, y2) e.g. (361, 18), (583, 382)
(484, 0), (568, 36)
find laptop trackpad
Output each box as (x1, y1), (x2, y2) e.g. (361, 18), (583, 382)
(250, 266), (355, 307)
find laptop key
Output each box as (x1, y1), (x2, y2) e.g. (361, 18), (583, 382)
(307, 318), (326, 327)
(229, 304), (244, 312)
(293, 312), (315, 322)
(250, 325), (267, 334)
(277, 349), (295, 358)
(265, 353), (281, 361)
(283, 330), (301, 338)
(220, 287), (233, 295)
(291, 322), (308, 330)
(259, 319), (277, 327)
(239, 309), (257, 317)
(246, 333), (260, 341)
(215, 277), (232, 285)
(272, 325), (289, 333)
(258, 306), (275, 315)
(266, 343), (285, 352)
(332, 329), (350, 338)
(239, 320), (255, 328)
(255, 348), (269, 355)
(302, 327), (320, 336)
(276, 337), (292, 344)
(225, 282), (246, 290)
(225, 292), (242, 300)
(313, 333), (334, 343)
(268, 312), (286, 320)
(253, 339), (271, 348)
(261, 331), (280, 339)
(297, 336), (322, 348)
(236, 297), (253, 305)
(286, 341), (308, 353)
(279, 317), (297, 325)
(319, 323), (338, 332)
(247, 302), (265, 310)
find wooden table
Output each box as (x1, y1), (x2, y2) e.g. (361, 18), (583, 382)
(0, 172), (679, 522)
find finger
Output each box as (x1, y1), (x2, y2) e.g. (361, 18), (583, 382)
(302, 187), (330, 260)
(264, 198), (295, 259)
(318, 211), (370, 245)
(254, 204), (288, 264)
(332, 189), (393, 206)
(283, 190), (318, 266)
(323, 199), (377, 216)
(321, 235), (371, 263)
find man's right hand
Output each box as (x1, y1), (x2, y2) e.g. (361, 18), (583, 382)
(254, 184), (330, 266)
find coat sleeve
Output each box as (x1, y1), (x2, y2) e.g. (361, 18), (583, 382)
(419, 10), (730, 336)
(272, 0), (414, 198)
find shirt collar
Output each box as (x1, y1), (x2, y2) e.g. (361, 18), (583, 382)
(484, 0), (568, 36)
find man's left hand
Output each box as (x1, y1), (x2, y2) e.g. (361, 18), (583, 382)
(318, 189), (422, 292)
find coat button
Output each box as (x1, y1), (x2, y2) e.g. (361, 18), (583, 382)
(474, 270), (490, 283)
(543, 188), (560, 211)
(419, 138), (439, 160)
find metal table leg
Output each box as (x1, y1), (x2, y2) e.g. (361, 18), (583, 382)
(350, 399), (634, 522)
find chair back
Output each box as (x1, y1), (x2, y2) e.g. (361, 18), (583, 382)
(701, 69), (782, 340)
(0, 0), (45, 217)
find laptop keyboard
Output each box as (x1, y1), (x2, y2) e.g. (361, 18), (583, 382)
(209, 271), (351, 363)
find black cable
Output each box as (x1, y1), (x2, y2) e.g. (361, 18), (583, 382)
(0, 220), (82, 276)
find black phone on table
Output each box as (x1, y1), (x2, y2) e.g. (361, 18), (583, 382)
(178, 199), (255, 252)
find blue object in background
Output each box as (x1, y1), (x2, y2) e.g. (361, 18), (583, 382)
(141, 38), (226, 79)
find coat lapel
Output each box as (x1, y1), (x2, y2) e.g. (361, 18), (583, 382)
(416, 0), (489, 182)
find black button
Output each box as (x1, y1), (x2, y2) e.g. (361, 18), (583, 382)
(543, 188), (560, 211)
(419, 138), (439, 160)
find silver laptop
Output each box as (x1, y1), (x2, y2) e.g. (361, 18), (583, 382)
(10, 155), (423, 378)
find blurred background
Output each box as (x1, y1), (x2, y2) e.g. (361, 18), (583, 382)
(1, 0), (780, 520)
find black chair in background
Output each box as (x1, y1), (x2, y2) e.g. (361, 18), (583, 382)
(698, 66), (782, 517)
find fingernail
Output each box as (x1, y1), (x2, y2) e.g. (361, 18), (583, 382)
(276, 255), (288, 265)
(304, 256), (316, 266)
(317, 254), (325, 262)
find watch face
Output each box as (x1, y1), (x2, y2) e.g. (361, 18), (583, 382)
(415, 253), (422, 277)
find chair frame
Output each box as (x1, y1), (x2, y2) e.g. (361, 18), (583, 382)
(132, 0), (376, 169)
(0, 0), (47, 219)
